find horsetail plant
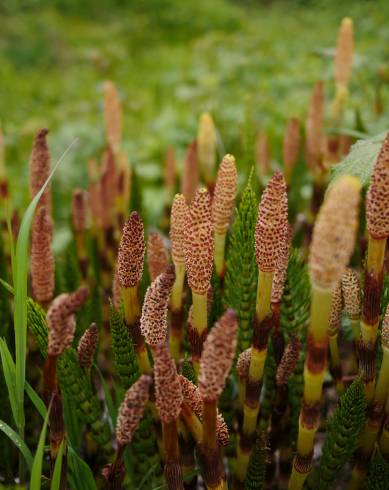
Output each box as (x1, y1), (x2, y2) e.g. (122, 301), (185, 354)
(117, 211), (151, 374)
(170, 194), (188, 361)
(360, 131), (389, 401)
(198, 309), (237, 489)
(288, 175), (361, 490)
(212, 154), (237, 278)
(236, 171), (288, 486)
(183, 187), (214, 373)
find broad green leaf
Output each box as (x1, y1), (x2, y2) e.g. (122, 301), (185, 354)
(330, 132), (386, 186)
(51, 440), (65, 490)
(13, 139), (78, 437)
(0, 418), (33, 470)
(30, 401), (51, 490)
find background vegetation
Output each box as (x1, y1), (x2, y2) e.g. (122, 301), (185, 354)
(1, 0), (389, 239)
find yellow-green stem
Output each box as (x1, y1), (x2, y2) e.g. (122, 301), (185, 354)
(235, 270), (274, 484)
(191, 291), (208, 374)
(214, 231), (227, 278)
(288, 285), (332, 490)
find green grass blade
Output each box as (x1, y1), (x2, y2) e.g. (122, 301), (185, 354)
(0, 418), (33, 470)
(13, 139), (78, 438)
(94, 364), (117, 428)
(0, 338), (18, 425)
(25, 382), (47, 420)
(67, 445), (97, 490)
(30, 401), (51, 490)
(51, 439), (64, 490)
(0, 278), (14, 295)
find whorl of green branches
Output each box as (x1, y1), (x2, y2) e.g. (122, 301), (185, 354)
(109, 301), (139, 390)
(182, 356), (197, 385)
(317, 378), (367, 489)
(245, 432), (267, 489)
(57, 348), (112, 454)
(367, 450), (389, 489)
(280, 248), (310, 338)
(224, 176), (258, 354)
(27, 298), (48, 358)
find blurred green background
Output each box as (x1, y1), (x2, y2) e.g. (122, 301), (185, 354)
(1, 0), (389, 224)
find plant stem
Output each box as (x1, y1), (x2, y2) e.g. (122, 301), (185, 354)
(162, 420), (183, 490)
(288, 285), (332, 490)
(235, 270), (274, 485)
(170, 263), (185, 362)
(214, 232), (227, 278)
(189, 291), (208, 374)
(121, 285), (151, 374)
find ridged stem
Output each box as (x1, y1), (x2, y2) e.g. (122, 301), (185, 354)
(329, 333), (344, 395)
(200, 399), (226, 490)
(74, 231), (89, 283)
(162, 420), (184, 490)
(288, 284), (332, 490)
(190, 291), (208, 374)
(214, 232), (227, 278)
(180, 402), (203, 443)
(121, 285), (151, 374)
(235, 270), (274, 485)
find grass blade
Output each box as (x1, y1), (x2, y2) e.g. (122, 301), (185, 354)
(0, 338), (18, 425)
(13, 138), (78, 441)
(30, 400), (51, 490)
(25, 382), (47, 420)
(94, 364), (117, 428)
(0, 418), (33, 470)
(51, 439), (64, 490)
(68, 445), (97, 490)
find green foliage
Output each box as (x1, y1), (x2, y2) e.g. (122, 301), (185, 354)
(245, 432), (267, 490)
(130, 168), (143, 217)
(209, 270), (224, 329)
(182, 356), (197, 385)
(287, 347), (305, 447)
(27, 298), (48, 358)
(51, 439), (65, 490)
(259, 343), (277, 430)
(280, 248), (310, 338)
(330, 132), (386, 186)
(367, 450), (389, 490)
(30, 403), (50, 490)
(224, 177), (258, 354)
(57, 348), (112, 454)
(109, 302), (139, 390)
(0, 418), (33, 471)
(316, 379), (367, 489)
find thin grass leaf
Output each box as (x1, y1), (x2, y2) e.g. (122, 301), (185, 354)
(51, 439), (64, 490)
(30, 400), (51, 490)
(0, 278), (14, 295)
(68, 445), (97, 490)
(25, 382), (47, 420)
(0, 338), (18, 425)
(0, 418), (33, 470)
(94, 364), (117, 428)
(13, 139), (78, 442)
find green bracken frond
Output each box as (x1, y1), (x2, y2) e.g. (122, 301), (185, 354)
(57, 348), (112, 455)
(317, 378), (367, 489)
(109, 301), (139, 389)
(245, 432), (267, 489)
(367, 449), (389, 489)
(280, 248), (310, 338)
(224, 177), (258, 354)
